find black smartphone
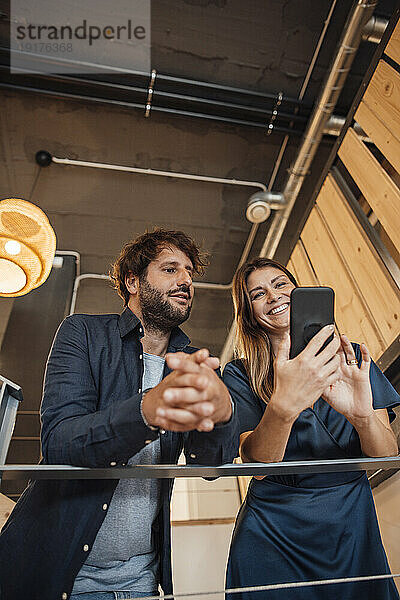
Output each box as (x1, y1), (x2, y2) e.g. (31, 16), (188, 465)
(289, 287), (335, 359)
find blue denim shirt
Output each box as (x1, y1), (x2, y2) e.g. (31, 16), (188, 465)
(0, 308), (239, 600)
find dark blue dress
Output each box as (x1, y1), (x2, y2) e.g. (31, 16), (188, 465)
(223, 345), (400, 600)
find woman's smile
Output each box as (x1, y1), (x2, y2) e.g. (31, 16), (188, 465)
(267, 302), (289, 316)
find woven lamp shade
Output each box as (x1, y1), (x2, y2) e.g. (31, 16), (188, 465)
(0, 198), (56, 297)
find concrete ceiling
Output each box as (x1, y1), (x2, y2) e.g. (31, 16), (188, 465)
(0, 0), (398, 357)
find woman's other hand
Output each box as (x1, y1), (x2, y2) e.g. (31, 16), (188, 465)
(322, 335), (398, 456)
(270, 325), (341, 423)
(322, 335), (374, 424)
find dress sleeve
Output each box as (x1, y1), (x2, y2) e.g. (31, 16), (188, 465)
(353, 343), (400, 422)
(223, 360), (264, 434)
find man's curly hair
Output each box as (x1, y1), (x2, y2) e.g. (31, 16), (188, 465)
(110, 228), (208, 306)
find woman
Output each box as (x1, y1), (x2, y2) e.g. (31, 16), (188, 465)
(223, 257), (399, 600)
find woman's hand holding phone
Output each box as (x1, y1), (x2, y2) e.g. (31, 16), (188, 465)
(270, 325), (341, 423)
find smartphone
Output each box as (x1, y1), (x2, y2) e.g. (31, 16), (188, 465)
(289, 287), (335, 359)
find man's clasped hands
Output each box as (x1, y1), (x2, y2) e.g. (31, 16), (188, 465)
(141, 349), (232, 432)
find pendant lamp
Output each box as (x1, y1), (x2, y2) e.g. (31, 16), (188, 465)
(0, 198), (56, 297)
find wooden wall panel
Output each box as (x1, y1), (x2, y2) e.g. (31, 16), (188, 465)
(0, 493), (15, 530)
(355, 100), (400, 175)
(288, 244), (319, 286)
(338, 127), (400, 251)
(385, 18), (400, 64)
(301, 207), (384, 359)
(287, 258), (295, 276)
(317, 175), (399, 349)
(362, 60), (400, 141)
(288, 22), (400, 367)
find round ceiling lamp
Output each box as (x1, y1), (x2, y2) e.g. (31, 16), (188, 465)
(0, 198), (56, 297)
(246, 191), (287, 223)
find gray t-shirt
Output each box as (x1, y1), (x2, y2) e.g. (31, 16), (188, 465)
(72, 352), (165, 594)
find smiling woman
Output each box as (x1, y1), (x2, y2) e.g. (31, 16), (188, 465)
(232, 258), (297, 403)
(247, 267), (295, 346)
(223, 257), (399, 600)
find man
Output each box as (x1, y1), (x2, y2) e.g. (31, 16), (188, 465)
(0, 229), (238, 600)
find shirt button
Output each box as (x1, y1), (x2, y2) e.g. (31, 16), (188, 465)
(62, 594), (68, 600)
(139, 327), (143, 334)
(138, 388), (142, 393)
(160, 429), (166, 434)
(139, 354), (143, 360)
(83, 544), (89, 552)
(110, 461), (117, 466)
(190, 453), (196, 459)
(102, 503), (108, 510)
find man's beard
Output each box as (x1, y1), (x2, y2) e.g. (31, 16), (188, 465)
(139, 277), (192, 334)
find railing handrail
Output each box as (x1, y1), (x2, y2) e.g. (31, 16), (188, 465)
(1, 456), (399, 482)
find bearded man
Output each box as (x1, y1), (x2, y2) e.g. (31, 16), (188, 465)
(0, 229), (238, 600)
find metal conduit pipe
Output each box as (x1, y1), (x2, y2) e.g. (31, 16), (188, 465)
(0, 81), (305, 136)
(70, 274), (110, 315)
(260, 0), (378, 260)
(1, 46), (304, 107)
(53, 250), (81, 276)
(50, 156), (268, 192)
(60, 160), (272, 313)
(51, 153), (274, 295)
(41, 153), (280, 312)
(323, 115), (370, 140)
(0, 64), (308, 127)
(362, 14), (388, 43)
(220, 0), (379, 366)
(0, 45), (302, 106)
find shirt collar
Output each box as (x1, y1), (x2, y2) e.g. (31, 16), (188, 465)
(118, 307), (141, 337)
(118, 307), (191, 350)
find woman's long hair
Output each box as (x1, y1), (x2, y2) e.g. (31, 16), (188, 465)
(232, 258), (297, 404)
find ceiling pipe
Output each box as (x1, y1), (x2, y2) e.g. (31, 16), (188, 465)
(362, 14), (388, 43)
(38, 152), (284, 303)
(49, 155), (269, 192)
(260, 0), (378, 260)
(220, 0), (379, 366)
(53, 250), (81, 276)
(0, 46), (304, 107)
(0, 65), (308, 126)
(323, 115), (370, 140)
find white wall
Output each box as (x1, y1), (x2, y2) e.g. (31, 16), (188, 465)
(170, 467), (240, 599)
(373, 471), (400, 592)
(172, 522), (235, 600)
(171, 475), (240, 522)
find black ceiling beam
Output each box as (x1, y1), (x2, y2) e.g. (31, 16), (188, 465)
(0, 46), (312, 135)
(0, 46), (309, 108)
(0, 78), (303, 135)
(0, 64), (308, 126)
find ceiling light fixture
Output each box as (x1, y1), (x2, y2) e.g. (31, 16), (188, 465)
(246, 191), (286, 223)
(0, 198), (56, 297)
